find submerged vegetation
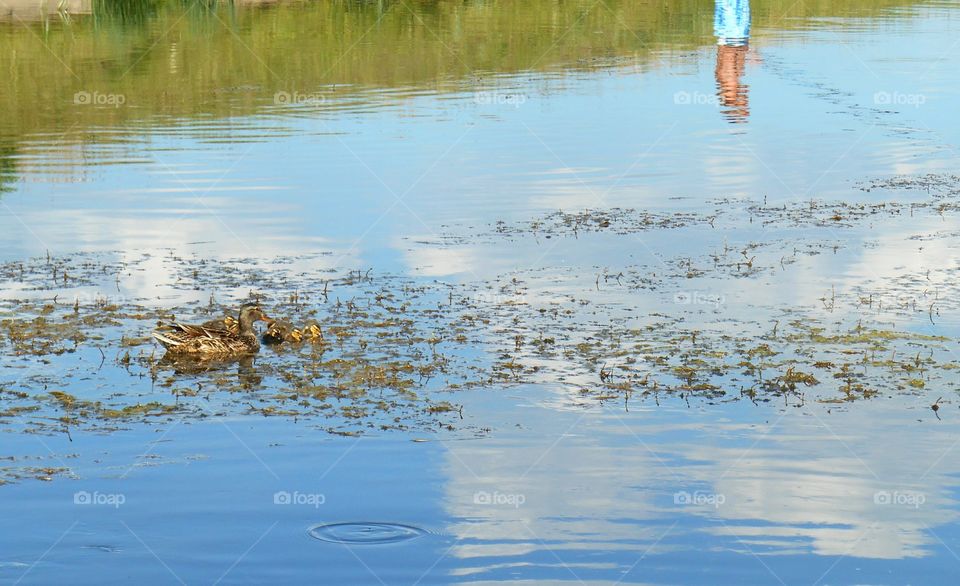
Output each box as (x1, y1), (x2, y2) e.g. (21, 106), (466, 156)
(0, 254), (953, 472)
(3, 175), (960, 481)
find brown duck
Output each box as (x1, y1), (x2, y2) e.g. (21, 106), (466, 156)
(153, 303), (270, 355)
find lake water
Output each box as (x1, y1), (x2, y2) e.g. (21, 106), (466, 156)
(2, 0), (960, 584)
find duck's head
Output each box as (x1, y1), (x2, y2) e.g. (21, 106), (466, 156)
(238, 303), (271, 327)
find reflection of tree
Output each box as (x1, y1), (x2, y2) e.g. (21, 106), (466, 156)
(92, 0), (161, 25)
(0, 0), (931, 151)
(0, 145), (17, 195)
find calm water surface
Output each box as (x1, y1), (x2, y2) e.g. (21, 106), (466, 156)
(2, 0), (960, 584)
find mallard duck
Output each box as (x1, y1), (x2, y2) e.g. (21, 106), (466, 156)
(262, 319), (303, 345)
(152, 303), (270, 355)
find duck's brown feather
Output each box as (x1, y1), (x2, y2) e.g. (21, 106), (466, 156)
(153, 322), (258, 355)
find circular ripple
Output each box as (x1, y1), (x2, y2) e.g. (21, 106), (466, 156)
(308, 522), (426, 545)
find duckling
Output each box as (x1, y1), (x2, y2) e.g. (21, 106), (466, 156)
(262, 319), (303, 345)
(153, 303), (270, 355)
(303, 320), (324, 343)
(201, 315), (239, 335)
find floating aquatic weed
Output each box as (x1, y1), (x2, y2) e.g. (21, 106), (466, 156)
(474, 178), (960, 246)
(0, 466), (75, 483)
(4, 216), (960, 484)
(0, 260), (488, 452)
(491, 207), (706, 240)
(858, 174), (960, 198)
